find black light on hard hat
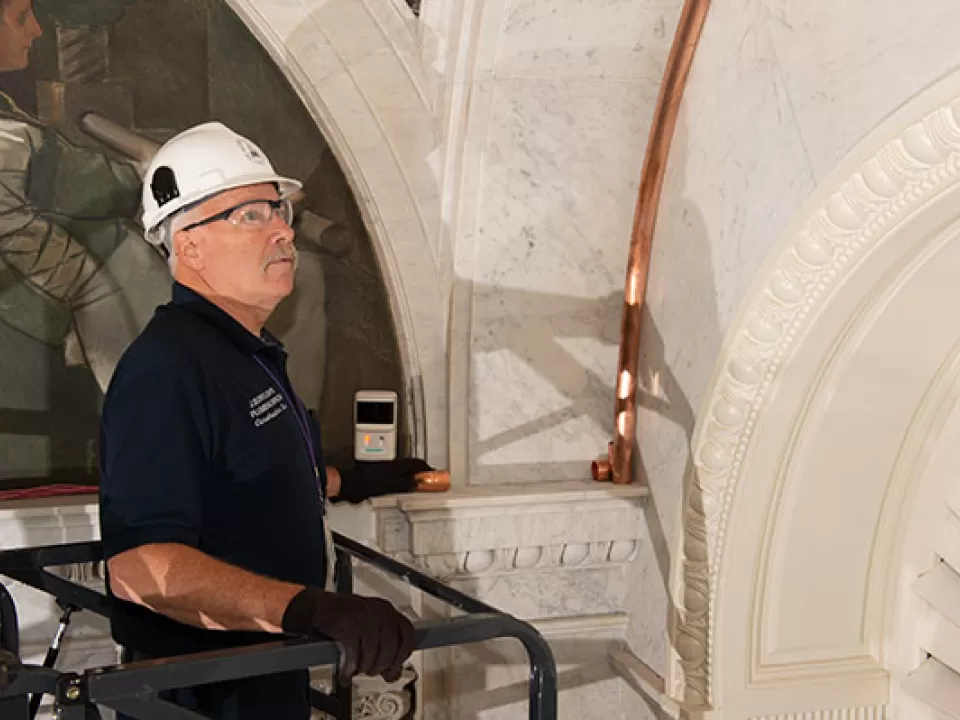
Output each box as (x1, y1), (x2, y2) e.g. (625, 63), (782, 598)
(150, 166), (180, 207)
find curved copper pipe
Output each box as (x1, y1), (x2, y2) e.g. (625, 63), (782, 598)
(594, 0), (712, 484)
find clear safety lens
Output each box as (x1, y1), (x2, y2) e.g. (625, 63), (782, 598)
(227, 198), (293, 228)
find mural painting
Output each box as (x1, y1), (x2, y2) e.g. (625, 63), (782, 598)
(0, 0), (402, 491)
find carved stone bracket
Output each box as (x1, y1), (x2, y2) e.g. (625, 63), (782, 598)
(312, 667), (415, 720)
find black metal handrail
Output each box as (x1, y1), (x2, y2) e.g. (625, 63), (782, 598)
(0, 537), (558, 720)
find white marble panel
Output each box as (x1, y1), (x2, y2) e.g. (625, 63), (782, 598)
(467, 75), (657, 484)
(763, 0), (960, 181)
(448, 616), (627, 720)
(624, 540), (670, 676)
(471, 345), (612, 472)
(407, 500), (643, 555)
(454, 663), (624, 720)
(451, 567), (627, 618)
(496, 0), (682, 82)
(469, 76), (652, 296)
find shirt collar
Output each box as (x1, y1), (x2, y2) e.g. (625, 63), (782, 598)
(171, 282), (286, 358)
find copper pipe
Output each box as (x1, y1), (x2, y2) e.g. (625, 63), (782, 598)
(594, 0), (712, 484)
(414, 470), (451, 493)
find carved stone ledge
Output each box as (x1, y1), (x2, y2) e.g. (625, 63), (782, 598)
(372, 481), (647, 580)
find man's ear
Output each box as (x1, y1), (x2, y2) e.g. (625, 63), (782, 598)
(173, 229), (203, 270)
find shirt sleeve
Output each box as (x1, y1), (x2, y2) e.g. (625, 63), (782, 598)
(99, 346), (213, 559)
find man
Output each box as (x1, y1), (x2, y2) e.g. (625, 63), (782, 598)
(100, 122), (428, 719)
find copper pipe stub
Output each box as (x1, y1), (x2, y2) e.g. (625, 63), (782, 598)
(592, 459), (612, 482)
(592, 442), (615, 482)
(414, 470), (451, 493)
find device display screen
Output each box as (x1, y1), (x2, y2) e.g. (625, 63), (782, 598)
(357, 401), (395, 425)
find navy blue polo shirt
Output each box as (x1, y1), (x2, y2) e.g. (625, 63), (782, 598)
(99, 282), (329, 659)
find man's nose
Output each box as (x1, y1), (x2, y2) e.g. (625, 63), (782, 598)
(26, 11), (42, 40)
(269, 217), (295, 245)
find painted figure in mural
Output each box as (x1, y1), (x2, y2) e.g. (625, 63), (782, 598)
(100, 123), (429, 719)
(0, 0), (168, 391)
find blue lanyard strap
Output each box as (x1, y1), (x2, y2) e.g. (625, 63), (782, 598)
(252, 355), (324, 501)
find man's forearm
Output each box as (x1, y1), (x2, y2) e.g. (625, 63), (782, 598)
(108, 543), (303, 633)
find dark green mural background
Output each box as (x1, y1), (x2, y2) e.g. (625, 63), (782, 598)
(0, 0), (402, 489)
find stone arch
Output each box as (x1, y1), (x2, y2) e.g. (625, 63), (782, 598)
(672, 69), (960, 718)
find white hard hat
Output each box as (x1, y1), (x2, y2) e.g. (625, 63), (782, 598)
(141, 121), (301, 244)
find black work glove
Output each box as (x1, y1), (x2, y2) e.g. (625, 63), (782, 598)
(333, 458), (433, 504)
(282, 587), (416, 684)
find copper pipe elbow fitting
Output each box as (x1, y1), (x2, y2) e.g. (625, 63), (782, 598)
(414, 470), (451, 492)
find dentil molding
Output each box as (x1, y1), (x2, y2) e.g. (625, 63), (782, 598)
(747, 710), (886, 720)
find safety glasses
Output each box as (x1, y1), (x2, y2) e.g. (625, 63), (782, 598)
(180, 197), (294, 233)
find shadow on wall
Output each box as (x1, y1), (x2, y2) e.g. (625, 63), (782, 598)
(467, 281), (624, 483)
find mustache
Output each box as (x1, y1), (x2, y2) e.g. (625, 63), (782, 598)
(261, 246), (299, 273)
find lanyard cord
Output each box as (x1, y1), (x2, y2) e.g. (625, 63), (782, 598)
(252, 355), (323, 501)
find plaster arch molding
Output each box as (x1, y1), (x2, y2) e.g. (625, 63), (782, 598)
(224, 0), (446, 463)
(673, 70), (960, 719)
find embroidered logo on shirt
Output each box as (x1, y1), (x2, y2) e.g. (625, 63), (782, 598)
(249, 387), (288, 427)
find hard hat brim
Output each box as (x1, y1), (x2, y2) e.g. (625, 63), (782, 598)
(142, 172), (302, 236)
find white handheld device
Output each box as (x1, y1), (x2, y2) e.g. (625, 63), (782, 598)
(353, 390), (398, 461)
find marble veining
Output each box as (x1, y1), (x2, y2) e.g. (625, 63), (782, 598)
(496, 0), (682, 82)
(467, 75), (656, 484)
(762, 0), (960, 181)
